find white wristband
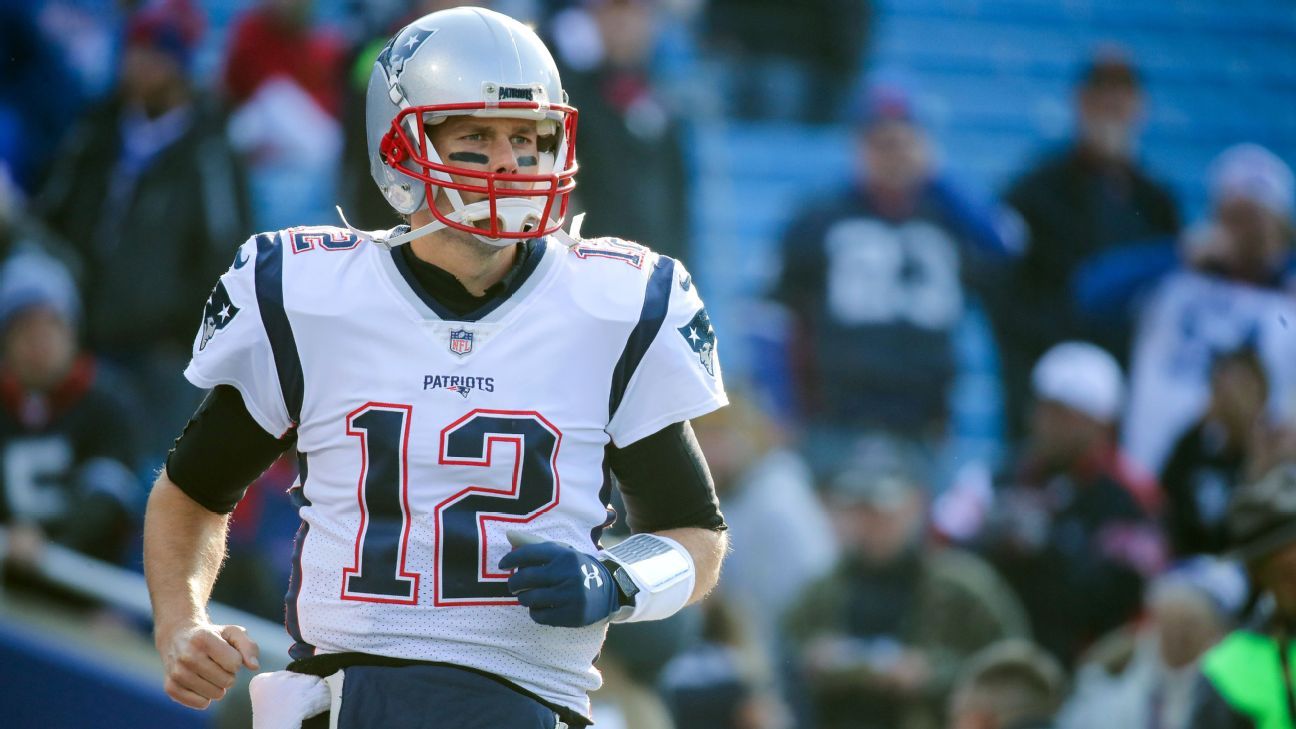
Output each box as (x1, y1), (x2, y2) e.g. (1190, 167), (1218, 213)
(599, 533), (695, 623)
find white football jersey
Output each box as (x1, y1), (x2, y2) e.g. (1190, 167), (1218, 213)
(184, 226), (726, 715)
(1124, 270), (1296, 475)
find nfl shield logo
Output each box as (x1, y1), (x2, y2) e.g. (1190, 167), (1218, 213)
(449, 328), (474, 356)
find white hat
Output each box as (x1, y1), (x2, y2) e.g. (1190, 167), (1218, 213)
(1209, 143), (1294, 221)
(1031, 341), (1125, 423)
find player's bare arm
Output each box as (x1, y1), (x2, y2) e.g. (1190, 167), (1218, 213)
(653, 525), (727, 604)
(143, 469), (259, 709)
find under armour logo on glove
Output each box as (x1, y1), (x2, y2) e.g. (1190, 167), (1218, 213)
(581, 564), (604, 590)
(499, 533), (618, 628)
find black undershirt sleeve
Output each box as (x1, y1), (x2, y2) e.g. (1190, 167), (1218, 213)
(607, 421), (727, 534)
(165, 385), (295, 514)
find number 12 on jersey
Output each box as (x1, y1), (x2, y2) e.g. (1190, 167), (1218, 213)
(340, 404), (562, 607)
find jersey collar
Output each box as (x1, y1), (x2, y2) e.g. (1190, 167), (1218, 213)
(376, 236), (556, 324)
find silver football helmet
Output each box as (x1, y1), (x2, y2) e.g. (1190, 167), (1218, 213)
(363, 7), (579, 245)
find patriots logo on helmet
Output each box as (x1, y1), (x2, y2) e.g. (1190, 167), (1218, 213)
(199, 280), (240, 351)
(677, 308), (717, 376)
(377, 24), (438, 93)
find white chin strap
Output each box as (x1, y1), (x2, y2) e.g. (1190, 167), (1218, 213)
(336, 199), (553, 250)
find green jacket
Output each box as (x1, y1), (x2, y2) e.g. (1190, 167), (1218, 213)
(1191, 621), (1296, 729)
(784, 547), (1030, 729)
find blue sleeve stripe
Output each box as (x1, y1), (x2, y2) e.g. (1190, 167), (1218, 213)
(609, 256), (676, 419)
(254, 232), (305, 425)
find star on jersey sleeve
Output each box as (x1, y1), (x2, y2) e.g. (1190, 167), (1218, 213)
(184, 236), (294, 438)
(606, 258), (728, 447)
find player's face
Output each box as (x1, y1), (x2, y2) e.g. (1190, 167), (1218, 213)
(425, 116), (543, 217)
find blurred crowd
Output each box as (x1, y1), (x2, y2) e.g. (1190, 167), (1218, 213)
(1, 0), (1294, 728)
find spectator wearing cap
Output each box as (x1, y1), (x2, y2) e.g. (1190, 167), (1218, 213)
(1121, 143), (1296, 478)
(770, 81), (1015, 473)
(948, 639), (1067, 729)
(784, 433), (1028, 729)
(36, 0), (250, 449)
(981, 342), (1165, 667)
(222, 0), (347, 230)
(1057, 557), (1245, 729)
(0, 252), (142, 570)
(993, 49), (1180, 443)
(1187, 464), (1296, 729)
(223, 0), (347, 119)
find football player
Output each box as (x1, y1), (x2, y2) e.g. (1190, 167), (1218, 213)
(142, 7), (728, 728)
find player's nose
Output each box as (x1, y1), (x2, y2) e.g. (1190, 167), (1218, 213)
(489, 136), (521, 177)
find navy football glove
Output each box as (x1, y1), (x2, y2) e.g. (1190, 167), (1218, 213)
(499, 537), (619, 628)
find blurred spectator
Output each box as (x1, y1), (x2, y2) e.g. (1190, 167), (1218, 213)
(703, 0), (871, 122)
(660, 598), (792, 729)
(1057, 557), (1245, 729)
(947, 640), (1067, 729)
(1188, 464), (1296, 728)
(982, 342), (1164, 667)
(589, 655), (675, 729)
(1123, 143), (1296, 476)
(0, 252), (140, 569)
(771, 82), (1013, 467)
(1160, 347), (1269, 557)
(223, 0), (345, 230)
(994, 50), (1180, 441)
(784, 433), (1028, 729)
(35, 0), (250, 448)
(222, 0), (346, 117)
(692, 393), (838, 653)
(0, 0), (84, 193)
(0, 162), (79, 277)
(546, 0), (692, 262)
(592, 601), (688, 729)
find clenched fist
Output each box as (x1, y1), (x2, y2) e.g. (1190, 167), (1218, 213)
(156, 622), (260, 709)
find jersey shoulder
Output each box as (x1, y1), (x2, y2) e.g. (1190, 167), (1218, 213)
(227, 225), (374, 277)
(551, 235), (694, 322)
(232, 225), (384, 308)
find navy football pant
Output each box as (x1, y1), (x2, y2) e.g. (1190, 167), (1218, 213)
(300, 664), (570, 728)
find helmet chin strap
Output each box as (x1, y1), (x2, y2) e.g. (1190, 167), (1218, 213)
(336, 201), (560, 250)
(336, 205), (448, 250)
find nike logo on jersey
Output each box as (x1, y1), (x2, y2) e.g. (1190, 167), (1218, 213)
(233, 246), (250, 269)
(198, 280), (240, 351)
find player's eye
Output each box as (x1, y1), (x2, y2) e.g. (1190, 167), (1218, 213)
(511, 135), (535, 146)
(461, 133), (485, 142)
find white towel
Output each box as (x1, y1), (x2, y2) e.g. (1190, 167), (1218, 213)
(250, 670), (333, 729)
